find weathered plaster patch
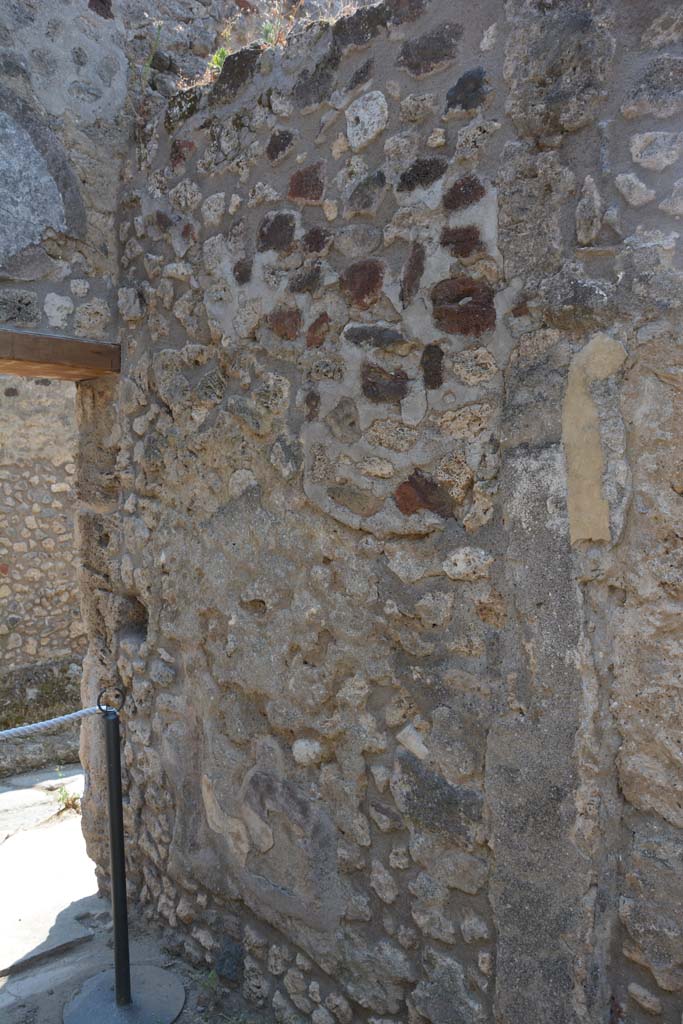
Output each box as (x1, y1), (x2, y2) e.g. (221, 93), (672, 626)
(562, 332), (626, 545)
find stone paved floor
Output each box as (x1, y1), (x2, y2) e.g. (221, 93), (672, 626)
(0, 765), (269, 1024)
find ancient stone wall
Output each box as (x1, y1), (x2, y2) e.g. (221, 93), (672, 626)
(77, 1), (683, 1022)
(0, 0), (240, 765)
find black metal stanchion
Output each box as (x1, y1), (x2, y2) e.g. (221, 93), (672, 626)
(63, 688), (185, 1024)
(103, 706), (132, 1007)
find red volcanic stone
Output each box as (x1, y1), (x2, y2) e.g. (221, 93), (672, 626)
(340, 259), (384, 309)
(0, 563), (9, 576)
(443, 174), (485, 211)
(395, 470), (453, 518)
(307, 312), (331, 348)
(440, 225), (482, 257)
(361, 362), (409, 404)
(431, 276), (496, 337)
(267, 306), (302, 340)
(420, 344), (444, 389)
(288, 161), (326, 204)
(303, 226), (331, 253)
(400, 241), (426, 308)
(397, 157), (448, 193)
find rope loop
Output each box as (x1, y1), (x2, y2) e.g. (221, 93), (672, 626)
(97, 686), (126, 714)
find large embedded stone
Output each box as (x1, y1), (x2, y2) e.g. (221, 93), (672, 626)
(210, 45), (262, 105)
(630, 131), (683, 171)
(302, 226), (331, 254)
(288, 162), (326, 204)
(361, 363), (409, 404)
(327, 484), (383, 518)
(420, 344), (444, 389)
(440, 225), (482, 258)
(623, 56), (683, 119)
(445, 67), (490, 114)
(396, 156), (448, 193)
(257, 211), (296, 253)
(0, 288), (39, 325)
(396, 23), (462, 77)
(267, 306), (302, 340)
(292, 44), (341, 108)
(413, 949), (486, 1024)
(325, 397), (362, 442)
(505, 11), (615, 137)
(431, 277), (496, 337)
(345, 91), (389, 151)
(443, 174), (486, 211)
(346, 169), (387, 215)
(390, 750), (483, 839)
(343, 323), (403, 349)
(339, 259), (384, 308)
(266, 129), (295, 163)
(289, 262), (322, 294)
(165, 86), (201, 132)
(395, 470), (453, 519)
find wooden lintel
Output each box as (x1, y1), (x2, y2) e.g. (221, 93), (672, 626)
(0, 328), (120, 382)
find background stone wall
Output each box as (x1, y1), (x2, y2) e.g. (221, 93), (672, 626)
(76, 2), (683, 1022)
(0, 377), (85, 772)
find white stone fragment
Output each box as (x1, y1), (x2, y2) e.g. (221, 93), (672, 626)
(201, 192), (225, 226)
(442, 547), (493, 581)
(630, 131), (683, 171)
(345, 91), (389, 152)
(228, 469), (258, 498)
(311, 1007), (335, 1024)
(228, 193), (242, 214)
(627, 983), (662, 1016)
(44, 292), (74, 328)
(396, 722), (429, 760)
(659, 177), (683, 216)
(248, 181), (280, 207)
(323, 200), (338, 221)
(615, 172), (656, 207)
(118, 287), (143, 322)
(427, 128), (447, 148)
(400, 382), (427, 426)
(332, 133), (349, 159)
(292, 738), (323, 765)
(359, 457), (395, 479)
(370, 859), (399, 904)
(480, 23), (497, 51)
(461, 912), (490, 943)
(70, 278), (89, 297)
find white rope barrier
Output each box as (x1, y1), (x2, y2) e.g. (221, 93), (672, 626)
(0, 706), (100, 738)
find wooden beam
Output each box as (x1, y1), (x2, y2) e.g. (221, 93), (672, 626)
(0, 328), (120, 382)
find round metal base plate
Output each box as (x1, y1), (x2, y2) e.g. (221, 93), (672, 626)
(63, 965), (185, 1024)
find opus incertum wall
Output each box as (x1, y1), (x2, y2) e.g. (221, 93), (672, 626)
(77, 2), (683, 1022)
